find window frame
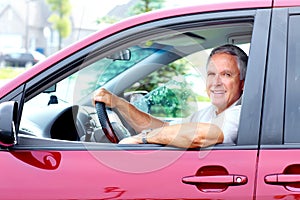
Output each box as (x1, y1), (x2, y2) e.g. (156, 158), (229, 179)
(12, 8), (270, 150)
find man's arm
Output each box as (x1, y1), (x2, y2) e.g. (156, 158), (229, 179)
(94, 88), (224, 148)
(119, 122), (224, 148)
(93, 88), (166, 133)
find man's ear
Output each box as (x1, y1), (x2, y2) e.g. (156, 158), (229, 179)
(241, 80), (245, 91)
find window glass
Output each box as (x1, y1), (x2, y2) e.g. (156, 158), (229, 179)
(38, 46), (158, 104)
(285, 15), (300, 143)
(20, 22), (252, 143)
(127, 44), (249, 121)
(126, 50), (209, 121)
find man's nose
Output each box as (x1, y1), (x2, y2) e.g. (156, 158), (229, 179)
(212, 74), (222, 85)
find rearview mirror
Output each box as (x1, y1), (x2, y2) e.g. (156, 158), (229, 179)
(43, 84), (56, 93)
(107, 49), (131, 61)
(0, 101), (18, 147)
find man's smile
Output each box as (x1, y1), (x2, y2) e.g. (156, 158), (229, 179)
(211, 89), (226, 95)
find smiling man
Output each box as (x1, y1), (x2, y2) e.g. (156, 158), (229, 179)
(93, 44), (248, 148)
(206, 46), (246, 114)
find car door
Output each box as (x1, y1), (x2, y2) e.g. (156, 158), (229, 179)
(0, 7), (271, 200)
(256, 5), (300, 199)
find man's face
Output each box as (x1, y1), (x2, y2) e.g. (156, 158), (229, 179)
(206, 53), (244, 114)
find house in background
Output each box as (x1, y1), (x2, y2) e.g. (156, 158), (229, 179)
(0, 0), (137, 56)
(0, 0), (50, 54)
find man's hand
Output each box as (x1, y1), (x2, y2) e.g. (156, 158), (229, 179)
(93, 88), (120, 108)
(93, 88), (166, 134)
(119, 136), (141, 144)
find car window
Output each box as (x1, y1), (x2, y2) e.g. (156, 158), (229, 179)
(20, 20), (253, 145)
(127, 44), (249, 122)
(21, 53), (34, 60)
(126, 51), (209, 122)
(285, 15), (300, 143)
(10, 53), (23, 59)
(31, 46), (158, 104)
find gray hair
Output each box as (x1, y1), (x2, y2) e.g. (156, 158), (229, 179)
(207, 44), (248, 80)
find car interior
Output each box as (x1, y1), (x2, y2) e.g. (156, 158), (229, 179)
(18, 21), (253, 148)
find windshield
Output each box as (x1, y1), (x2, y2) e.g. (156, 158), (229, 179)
(53, 46), (158, 104)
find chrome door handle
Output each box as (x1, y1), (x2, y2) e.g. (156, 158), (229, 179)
(265, 174), (300, 184)
(182, 175), (247, 185)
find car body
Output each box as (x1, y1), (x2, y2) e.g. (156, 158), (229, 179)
(0, 49), (46, 68)
(1, 0), (300, 199)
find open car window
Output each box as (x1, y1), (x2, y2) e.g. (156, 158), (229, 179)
(19, 20), (253, 147)
(127, 44), (249, 122)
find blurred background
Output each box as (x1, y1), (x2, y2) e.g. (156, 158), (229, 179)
(0, 0), (226, 117)
(0, 0), (200, 81)
(0, 0), (199, 57)
(0, 0), (200, 82)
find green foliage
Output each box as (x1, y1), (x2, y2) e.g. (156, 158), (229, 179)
(96, 16), (119, 25)
(144, 79), (197, 118)
(46, 0), (72, 50)
(96, 0), (165, 25)
(128, 59), (201, 118)
(47, 0), (71, 14)
(48, 15), (71, 38)
(130, 0), (165, 15)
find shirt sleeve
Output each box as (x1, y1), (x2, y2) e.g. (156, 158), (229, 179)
(168, 112), (194, 125)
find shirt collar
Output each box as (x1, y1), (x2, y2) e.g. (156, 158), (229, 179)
(212, 97), (241, 116)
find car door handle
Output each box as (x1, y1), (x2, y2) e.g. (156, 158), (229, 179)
(182, 175), (247, 185)
(265, 174), (300, 184)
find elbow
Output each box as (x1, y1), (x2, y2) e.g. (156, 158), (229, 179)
(189, 137), (210, 148)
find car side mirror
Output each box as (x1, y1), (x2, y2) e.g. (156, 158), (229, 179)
(0, 101), (18, 147)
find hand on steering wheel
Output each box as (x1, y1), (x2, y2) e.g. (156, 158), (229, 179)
(95, 102), (119, 143)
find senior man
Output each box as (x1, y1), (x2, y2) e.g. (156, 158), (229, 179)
(93, 44), (248, 148)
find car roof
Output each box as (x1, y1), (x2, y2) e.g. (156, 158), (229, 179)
(0, 0), (298, 98)
(274, 0), (300, 7)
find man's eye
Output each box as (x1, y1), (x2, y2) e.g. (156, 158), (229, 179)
(207, 73), (215, 77)
(221, 72), (232, 78)
(224, 73), (232, 77)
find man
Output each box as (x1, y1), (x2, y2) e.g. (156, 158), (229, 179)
(93, 44), (248, 148)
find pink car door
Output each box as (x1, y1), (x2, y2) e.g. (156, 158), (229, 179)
(256, 4), (300, 199)
(0, 3), (272, 199)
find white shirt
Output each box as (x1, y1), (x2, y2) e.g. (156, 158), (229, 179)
(177, 100), (241, 144)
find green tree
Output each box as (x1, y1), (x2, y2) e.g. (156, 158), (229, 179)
(96, 0), (165, 25)
(128, 59), (200, 118)
(96, 15), (119, 25)
(130, 0), (165, 15)
(46, 0), (72, 50)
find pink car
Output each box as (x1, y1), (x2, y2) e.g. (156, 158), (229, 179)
(0, 0), (300, 199)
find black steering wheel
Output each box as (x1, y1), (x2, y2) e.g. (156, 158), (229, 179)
(95, 102), (119, 143)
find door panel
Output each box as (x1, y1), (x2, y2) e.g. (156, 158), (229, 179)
(256, 7), (300, 200)
(1, 149), (257, 199)
(0, 6), (273, 200)
(256, 150), (300, 199)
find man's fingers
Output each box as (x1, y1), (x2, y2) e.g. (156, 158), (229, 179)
(93, 89), (107, 105)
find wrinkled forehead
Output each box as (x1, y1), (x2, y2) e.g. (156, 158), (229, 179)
(207, 53), (240, 72)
